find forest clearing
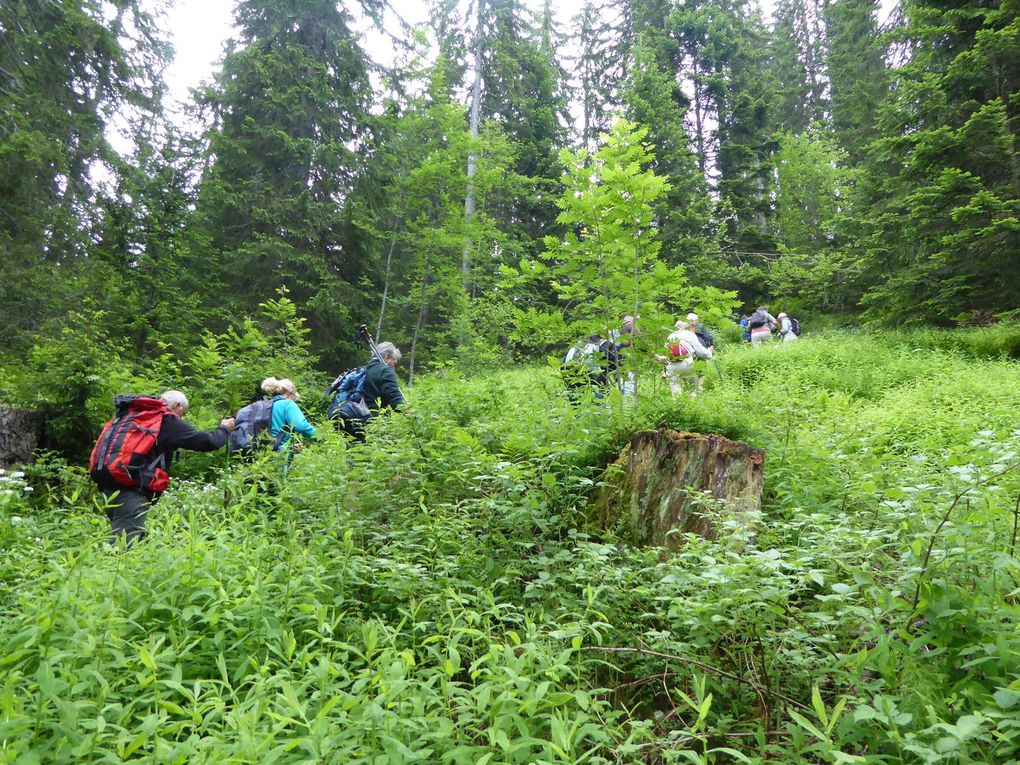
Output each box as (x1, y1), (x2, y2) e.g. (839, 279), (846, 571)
(2, 329), (1020, 763)
(2, 0), (1019, 760)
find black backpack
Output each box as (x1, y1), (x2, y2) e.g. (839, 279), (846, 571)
(748, 310), (769, 329)
(789, 317), (801, 336)
(228, 399), (280, 455)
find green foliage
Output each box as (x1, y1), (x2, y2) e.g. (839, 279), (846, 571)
(856, 0), (1020, 324)
(4, 329), (1020, 762)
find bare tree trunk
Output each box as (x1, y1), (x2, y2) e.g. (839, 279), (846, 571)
(376, 234), (398, 338)
(462, 0), (486, 286)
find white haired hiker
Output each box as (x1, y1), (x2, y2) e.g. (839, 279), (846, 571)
(655, 317), (714, 398)
(90, 391), (235, 545)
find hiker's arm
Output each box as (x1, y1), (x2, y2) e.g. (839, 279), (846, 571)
(689, 335), (713, 359)
(160, 416), (230, 452)
(380, 368), (406, 410)
(285, 404), (317, 439)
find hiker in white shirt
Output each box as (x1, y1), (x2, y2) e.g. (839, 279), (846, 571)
(655, 318), (714, 398)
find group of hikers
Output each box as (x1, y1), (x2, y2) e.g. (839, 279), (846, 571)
(89, 333), (406, 545)
(740, 307), (801, 344)
(562, 307), (801, 401)
(90, 309), (800, 545)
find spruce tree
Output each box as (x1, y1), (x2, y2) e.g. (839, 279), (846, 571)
(858, 0), (1020, 323)
(0, 0), (168, 346)
(823, 0), (887, 161)
(193, 0), (373, 347)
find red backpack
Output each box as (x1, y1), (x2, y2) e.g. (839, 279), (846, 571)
(89, 395), (171, 493)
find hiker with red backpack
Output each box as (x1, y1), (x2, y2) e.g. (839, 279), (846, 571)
(655, 317), (714, 398)
(90, 391), (235, 545)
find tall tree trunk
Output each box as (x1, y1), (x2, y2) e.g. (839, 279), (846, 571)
(376, 234), (398, 338)
(462, 0), (486, 286)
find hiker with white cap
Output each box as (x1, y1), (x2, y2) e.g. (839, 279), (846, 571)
(778, 313), (799, 342)
(687, 312), (714, 353)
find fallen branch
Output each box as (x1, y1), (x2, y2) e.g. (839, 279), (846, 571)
(583, 645), (810, 711)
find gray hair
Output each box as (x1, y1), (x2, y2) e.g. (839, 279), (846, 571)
(376, 342), (402, 363)
(160, 390), (189, 413)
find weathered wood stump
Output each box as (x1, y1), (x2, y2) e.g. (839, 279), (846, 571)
(0, 406), (44, 467)
(595, 429), (765, 548)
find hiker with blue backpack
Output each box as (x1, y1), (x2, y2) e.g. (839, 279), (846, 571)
(328, 328), (406, 440)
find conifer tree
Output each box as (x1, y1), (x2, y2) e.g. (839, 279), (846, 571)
(823, 0), (887, 161)
(0, 0), (168, 346)
(858, 0), (1020, 322)
(769, 0), (827, 134)
(476, 0), (569, 254)
(192, 0), (373, 346)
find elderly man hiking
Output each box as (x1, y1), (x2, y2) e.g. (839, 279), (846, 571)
(329, 334), (407, 441)
(90, 391), (235, 545)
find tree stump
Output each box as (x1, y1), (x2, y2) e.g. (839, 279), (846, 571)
(0, 407), (45, 467)
(594, 429), (765, 549)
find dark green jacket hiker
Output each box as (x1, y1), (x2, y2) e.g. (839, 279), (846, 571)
(362, 356), (406, 414)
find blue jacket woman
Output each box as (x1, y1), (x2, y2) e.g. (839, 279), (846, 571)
(261, 377), (316, 451)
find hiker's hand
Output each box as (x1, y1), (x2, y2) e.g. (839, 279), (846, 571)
(293, 441), (305, 453)
(220, 417), (236, 431)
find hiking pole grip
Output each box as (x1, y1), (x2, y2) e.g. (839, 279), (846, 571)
(359, 324), (384, 363)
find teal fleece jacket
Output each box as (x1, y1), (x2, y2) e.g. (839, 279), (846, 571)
(269, 396), (316, 450)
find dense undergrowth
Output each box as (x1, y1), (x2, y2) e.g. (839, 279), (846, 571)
(2, 331), (1020, 763)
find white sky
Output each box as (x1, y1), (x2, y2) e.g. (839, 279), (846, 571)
(161, 0), (590, 117)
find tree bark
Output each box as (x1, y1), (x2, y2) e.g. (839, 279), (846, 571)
(594, 429), (765, 548)
(0, 407), (44, 467)
(463, 0), (486, 285)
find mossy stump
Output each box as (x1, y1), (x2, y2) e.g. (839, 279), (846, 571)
(0, 406), (44, 468)
(595, 429), (765, 549)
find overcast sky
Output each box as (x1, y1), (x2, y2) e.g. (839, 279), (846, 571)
(163, 0), (633, 116)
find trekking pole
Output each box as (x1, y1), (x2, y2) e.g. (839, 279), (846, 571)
(358, 324), (384, 363)
(712, 358), (724, 380)
(326, 324), (384, 397)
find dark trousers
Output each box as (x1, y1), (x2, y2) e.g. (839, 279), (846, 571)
(104, 488), (152, 546)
